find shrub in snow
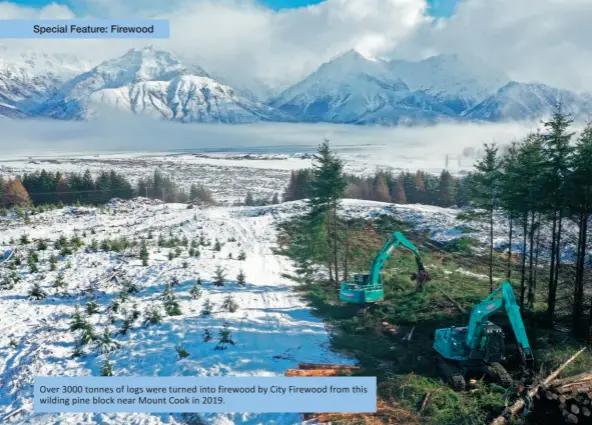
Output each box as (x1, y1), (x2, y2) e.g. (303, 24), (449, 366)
(214, 266), (226, 287)
(139, 241), (149, 266)
(201, 299), (212, 316)
(20, 234), (29, 244)
(190, 284), (202, 300)
(236, 270), (246, 287)
(28, 282), (47, 300)
(202, 329), (212, 342)
(86, 299), (100, 315)
(49, 255), (57, 271)
(162, 285), (182, 316)
(221, 295), (238, 313)
(168, 251), (174, 261)
(215, 323), (235, 350)
(238, 250), (246, 261)
(183, 261), (189, 269)
(214, 240), (222, 251)
(80, 322), (98, 345)
(176, 344), (190, 360)
(100, 359), (114, 376)
(53, 272), (66, 290)
(37, 239), (47, 251)
(122, 279), (139, 294)
(98, 329), (121, 354)
(143, 306), (162, 326)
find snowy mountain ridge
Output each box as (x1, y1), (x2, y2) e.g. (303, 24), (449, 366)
(0, 45), (590, 124)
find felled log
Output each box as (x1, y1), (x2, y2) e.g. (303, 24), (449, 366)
(285, 369), (345, 376)
(296, 363), (360, 371)
(491, 347), (587, 425)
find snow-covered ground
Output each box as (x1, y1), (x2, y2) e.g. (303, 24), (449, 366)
(0, 199), (353, 425)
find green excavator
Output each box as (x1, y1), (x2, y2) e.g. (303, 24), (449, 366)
(339, 231), (429, 304)
(433, 281), (534, 391)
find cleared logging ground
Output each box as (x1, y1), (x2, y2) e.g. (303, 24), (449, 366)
(279, 216), (592, 425)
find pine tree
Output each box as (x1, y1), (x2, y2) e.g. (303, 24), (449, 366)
(80, 321), (98, 345)
(390, 174), (407, 204)
(215, 322), (235, 350)
(49, 254), (57, 271)
(541, 109), (575, 326)
(202, 328), (212, 342)
(100, 359), (114, 376)
(86, 298), (100, 315)
(237, 250), (246, 261)
(176, 344), (190, 359)
(139, 240), (149, 266)
(568, 123), (592, 336)
(221, 295), (238, 312)
(306, 139), (347, 284)
(190, 283), (202, 300)
(28, 281), (47, 300)
(213, 265), (225, 287)
(143, 306), (162, 326)
(214, 240), (222, 252)
(37, 239), (48, 251)
(53, 272), (66, 290)
(471, 143), (503, 292)
(236, 270), (246, 287)
(99, 329), (121, 354)
(162, 285), (182, 316)
(437, 170), (457, 207)
(201, 299), (212, 316)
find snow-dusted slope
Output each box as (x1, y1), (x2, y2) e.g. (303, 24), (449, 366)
(0, 200), (353, 425)
(270, 50), (457, 125)
(463, 81), (592, 122)
(389, 54), (509, 113)
(0, 47), (91, 116)
(37, 47), (289, 123)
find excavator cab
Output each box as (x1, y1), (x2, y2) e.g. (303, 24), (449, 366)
(339, 232), (424, 304)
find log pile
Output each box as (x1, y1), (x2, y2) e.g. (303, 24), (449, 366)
(535, 372), (592, 424)
(284, 363), (359, 377)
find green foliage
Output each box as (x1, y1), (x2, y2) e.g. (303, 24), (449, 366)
(139, 240), (149, 266)
(214, 265), (226, 287)
(37, 239), (48, 251)
(215, 322), (235, 350)
(236, 270), (246, 287)
(162, 284), (182, 316)
(201, 299), (212, 316)
(100, 359), (114, 376)
(144, 306), (162, 326)
(86, 299), (100, 315)
(176, 344), (190, 359)
(28, 281), (47, 299)
(221, 295), (238, 312)
(190, 283), (202, 300)
(214, 240), (222, 251)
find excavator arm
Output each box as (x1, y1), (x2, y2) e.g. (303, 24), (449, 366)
(465, 282), (533, 364)
(368, 231), (425, 286)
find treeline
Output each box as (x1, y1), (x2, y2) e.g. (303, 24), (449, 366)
(0, 169), (215, 208)
(284, 111), (592, 341)
(284, 167), (470, 207)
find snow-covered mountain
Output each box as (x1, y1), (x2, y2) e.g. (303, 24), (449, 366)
(389, 54), (509, 113)
(270, 50), (457, 125)
(0, 47), (91, 117)
(463, 81), (592, 122)
(36, 47), (290, 123)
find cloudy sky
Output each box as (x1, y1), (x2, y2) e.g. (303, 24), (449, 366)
(0, 0), (590, 92)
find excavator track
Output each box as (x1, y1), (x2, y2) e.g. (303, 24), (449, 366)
(487, 362), (513, 387)
(436, 357), (466, 392)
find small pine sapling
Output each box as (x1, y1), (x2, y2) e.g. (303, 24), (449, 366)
(144, 305), (162, 326)
(190, 283), (202, 300)
(221, 294), (238, 313)
(236, 270), (246, 287)
(215, 322), (235, 350)
(100, 359), (114, 376)
(139, 240), (149, 266)
(28, 281), (47, 300)
(202, 329), (212, 342)
(214, 240), (222, 252)
(176, 344), (190, 360)
(238, 250), (246, 261)
(86, 298), (100, 315)
(213, 265), (225, 287)
(201, 299), (212, 316)
(99, 328), (121, 354)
